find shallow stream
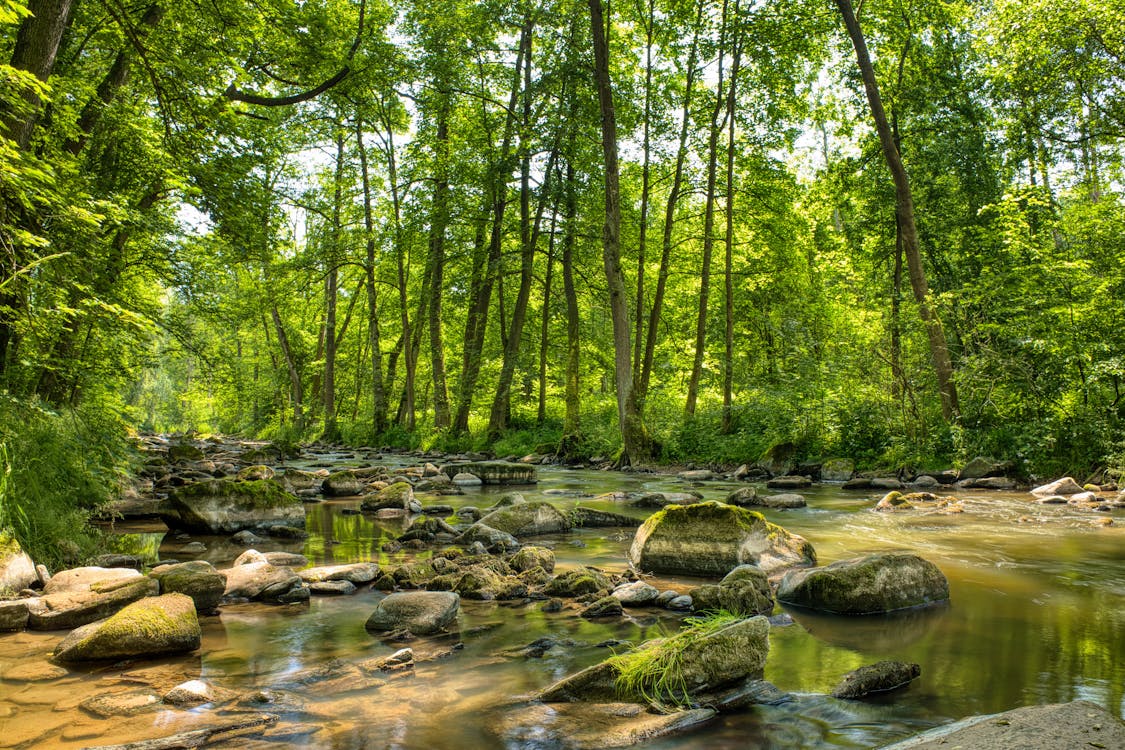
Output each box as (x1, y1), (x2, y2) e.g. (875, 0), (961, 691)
(1, 452), (1122, 748)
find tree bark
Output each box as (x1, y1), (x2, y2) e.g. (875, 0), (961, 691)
(835, 0), (959, 421)
(588, 0), (648, 465)
(2, 0), (76, 148)
(356, 120), (388, 436)
(427, 98), (452, 430)
(686, 0), (730, 418)
(721, 9), (741, 434)
(271, 305), (303, 430)
(321, 129), (345, 442)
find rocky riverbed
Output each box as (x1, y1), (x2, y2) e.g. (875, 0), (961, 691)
(0, 435), (1122, 749)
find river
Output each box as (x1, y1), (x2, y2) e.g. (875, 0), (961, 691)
(0, 451), (1121, 748)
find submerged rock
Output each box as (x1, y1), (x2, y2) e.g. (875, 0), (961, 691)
(160, 479), (305, 534)
(831, 660), (921, 699)
(322, 470), (363, 497)
(447, 461), (537, 485)
(628, 501), (816, 577)
(777, 553), (949, 614)
(611, 580), (660, 607)
(53, 593), (200, 662)
(766, 475), (811, 490)
(508, 546), (556, 573)
(365, 591), (460, 636)
(581, 596), (624, 618)
(497, 702), (715, 749)
(361, 481), (415, 511)
(298, 562), (380, 584)
(570, 507), (641, 528)
(543, 567), (612, 598)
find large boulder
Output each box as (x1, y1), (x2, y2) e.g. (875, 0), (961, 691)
(476, 501), (571, 537)
(1030, 477), (1085, 497)
(53, 593), (200, 662)
(879, 700), (1125, 750)
(540, 615), (770, 704)
(222, 561), (305, 603)
(777, 553), (949, 614)
(690, 565), (774, 617)
(543, 567), (612, 598)
(361, 481), (415, 511)
(0, 530), (37, 592)
(445, 461), (537, 485)
(497, 702), (714, 750)
(628, 502), (816, 577)
(821, 459), (855, 482)
(322, 470), (363, 497)
(297, 562), (380, 584)
(28, 568), (159, 631)
(365, 591), (460, 635)
(958, 456), (1011, 480)
(150, 560), (227, 613)
(831, 660), (921, 699)
(160, 479), (305, 534)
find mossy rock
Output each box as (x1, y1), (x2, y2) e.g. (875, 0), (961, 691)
(362, 481), (415, 511)
(161, 479), (304, 534)
(237, 465), (275, 482)
(428, 566), (528, 601)
(0, 529), (37, 592)
(449, 461), (538, 485)
(691, 565), (774, 617)
(777, 553), (950, 614)
(167, 443), (205, 462)
(509, 546), (556, 574)
(53, 593), (201, 662)
(150, 561), (227, 613)
(323, 470), (364, 497)
(476, 501), (570, 537)
(628, 501), (816, 578)
(544, 567), (611, 598)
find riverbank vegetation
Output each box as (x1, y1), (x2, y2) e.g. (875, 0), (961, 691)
(2, 0), (1124, 527)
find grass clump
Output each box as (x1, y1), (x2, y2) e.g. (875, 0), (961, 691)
(607, 611), (743, 707)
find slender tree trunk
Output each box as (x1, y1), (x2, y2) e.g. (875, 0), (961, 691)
(721, 13), (741, 434)
(639, 0), (703, 403)
(836, 0), (959, 421)
(686, 0), (729, 418)
(356, 121), (388, 436)
(271, 305), (304, 430)
(589, 0), (648, 465)
(633, 0), (655, 382)
(560, 161), (582, 453)
(427, 99), (452, 430)
(452, 21), (530, 435)
(537, 200), (558, 426)
(322, 130), (344, 442)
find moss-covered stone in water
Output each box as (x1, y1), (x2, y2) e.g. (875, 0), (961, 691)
(628, 501), (816, 577)
(544, 567), (611, 598)
(53, 593), (201, 662)
(449, 462), (538, 485)
(476, 502), (570, 537)
(776, 553), (950, 614)
(168, 443), (205, 462)
(162, 479), (304, 534)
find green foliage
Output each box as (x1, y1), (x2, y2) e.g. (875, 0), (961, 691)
(0, 395), (134, 570)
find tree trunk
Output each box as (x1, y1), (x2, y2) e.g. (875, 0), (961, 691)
(452, 21), (530, 435)
(427, 99), (452, 430)
(835, 0), (959, 421)
(356, 121), (388, 436)
(588, 0), (648, 465)
(686, 0), (729, 418)
(639, 0), (703, 404)
(537, 198), (558, 426)
(1, 0), (76, 149)
(721, 10), (741, 434)
(271, 305), (304, 430)
(322, 130), (344, 442)
(633, 0), (655, 383)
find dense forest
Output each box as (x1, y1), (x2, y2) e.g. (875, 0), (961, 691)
(2, 0), (1124, 556)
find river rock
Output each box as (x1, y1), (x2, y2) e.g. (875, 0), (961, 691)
(167, 442), (205, 462)
(298, 562), (380, 584)
(630, 491), (704, 508)
(488, 492), (527, 509)
(0, 599), (30, 631)
(690, 564), (773, 616)
(160, 479), (305, 534)
(870, 477), (905, 490)
(309, 580), (357, 595)
(457, 523), (520, 552)
(766, 475), (811, 490)
(611, 580), (660, 606)
(678, 469), (715, 482)
(452, 472), (483, 486)
(222, 561), (304, 603)
(237, 464), (274, 481)
(322, 470), (363, 497)
(544, 567), (612, 597)
(725, 487), (758, 506)
(509, 546), (556, 573)
(28, 571), (159, 631)
(878, 700), (1125, 749)
(758, 493), (807, 509)
(832, 660), (921, 699)
(958, 476), (1017, 490)
(540, 615), (770, 703)
(476, 501), (571, 537)
(497, 702), (715, 750)
(581, 595), (624, 618)
(821, 459), (855, 482)
(777, 553), (949, 614)
(365, 591), (460, 635)
(449, 461), (537, 485)
(571, 507), (641, 528)
(876, 491), (914, 511)
(361, 481), (415, 511)
(150, 560), (227, 613)
(628, 501), (816, 577)
(428, 565), (527, 600)
(280, 468), (324, 492)
(53, 593), (200, 662)
(163, 679), (223, 706)
(958, 456), (1011, 479)
(0, 531), (38, 592)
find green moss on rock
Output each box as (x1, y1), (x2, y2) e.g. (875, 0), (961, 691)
(53, 593), (201, 662)
(777, 553), (950, 614)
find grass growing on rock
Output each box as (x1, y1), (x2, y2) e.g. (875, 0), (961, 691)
(607, 611), (743, 707)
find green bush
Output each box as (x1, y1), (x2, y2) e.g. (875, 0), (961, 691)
(0, 395), (134, 570)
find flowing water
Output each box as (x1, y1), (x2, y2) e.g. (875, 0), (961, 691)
(1, 453), (1122, 749)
